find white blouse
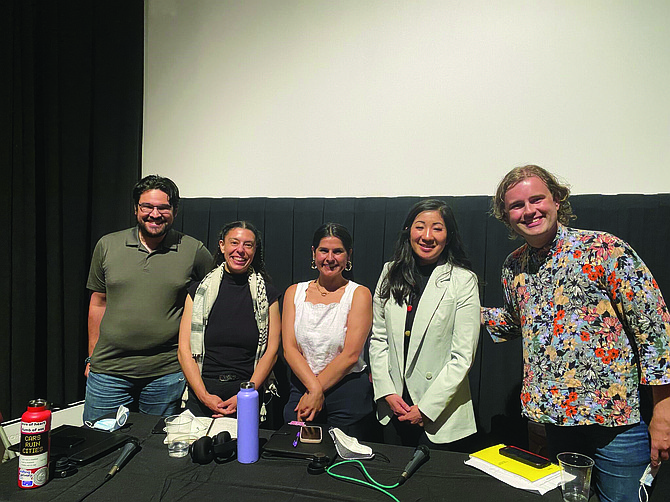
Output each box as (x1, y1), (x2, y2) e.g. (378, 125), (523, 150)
(293, 281), (367, 376)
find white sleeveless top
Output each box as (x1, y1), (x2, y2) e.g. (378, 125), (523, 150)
(293, 281), (367, 376)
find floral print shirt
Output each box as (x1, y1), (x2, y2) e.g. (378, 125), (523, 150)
(482, 224), (670, 427)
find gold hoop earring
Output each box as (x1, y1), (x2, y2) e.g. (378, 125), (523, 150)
(311, 260), (317, 270)
(345, 261), (352, 271)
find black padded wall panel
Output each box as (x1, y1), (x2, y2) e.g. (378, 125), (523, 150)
(178, 192), (670, 440)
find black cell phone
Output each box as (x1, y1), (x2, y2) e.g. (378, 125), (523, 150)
(499, 445), (550, 468)
(152, 416), (167, 434)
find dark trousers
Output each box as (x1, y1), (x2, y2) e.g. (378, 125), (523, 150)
(284, 371), (377, 441)
(382, 416), (479, 453)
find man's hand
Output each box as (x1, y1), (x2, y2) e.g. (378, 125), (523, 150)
(87, 292), (106, 379)
(650, 385), (670, 467)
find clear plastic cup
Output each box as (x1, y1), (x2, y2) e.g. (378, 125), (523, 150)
(167, 434), (198, 458)
(164, 414), (193, 435)
(557, 452), (594, 502)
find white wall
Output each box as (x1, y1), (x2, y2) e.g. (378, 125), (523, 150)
(143, 0), (670, 197)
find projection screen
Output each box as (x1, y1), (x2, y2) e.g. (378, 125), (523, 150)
(143, 0), (670, 197)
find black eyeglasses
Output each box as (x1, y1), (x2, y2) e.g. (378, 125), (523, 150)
(138, 203), (173, 215)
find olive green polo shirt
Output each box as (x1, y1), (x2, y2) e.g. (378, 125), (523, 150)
(87, 227), (213, 378)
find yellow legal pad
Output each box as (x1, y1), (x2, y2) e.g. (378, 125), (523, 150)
(469, 444), (561, 482)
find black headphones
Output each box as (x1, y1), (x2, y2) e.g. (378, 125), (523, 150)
(189, 431), (237, 464)
(307, 452), (331, 475)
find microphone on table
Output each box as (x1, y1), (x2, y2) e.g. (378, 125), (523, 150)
(398, 445), (430, 485)
(107, 438), (140, 478)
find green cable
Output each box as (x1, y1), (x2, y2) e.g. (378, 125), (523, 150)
(326, 459), (401, 502)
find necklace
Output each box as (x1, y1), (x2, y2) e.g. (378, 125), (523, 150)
(313, 279), (346, 296)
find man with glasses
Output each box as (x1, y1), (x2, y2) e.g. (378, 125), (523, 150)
(83, 175), (213, 422)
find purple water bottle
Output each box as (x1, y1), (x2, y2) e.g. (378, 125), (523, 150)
(237, 381), (259, 463)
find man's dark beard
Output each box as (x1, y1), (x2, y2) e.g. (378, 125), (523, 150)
(138, 219), (172, 240)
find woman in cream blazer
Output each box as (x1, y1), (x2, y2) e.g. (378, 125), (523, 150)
(369, 199), (480, 448)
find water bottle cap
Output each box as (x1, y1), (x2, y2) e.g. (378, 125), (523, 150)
(240, 381), (256, 390)
(27, 399), (48, 410)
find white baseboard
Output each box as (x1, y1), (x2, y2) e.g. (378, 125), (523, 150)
(1, 401), (85, 447)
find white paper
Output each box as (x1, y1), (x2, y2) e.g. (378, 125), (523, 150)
(164, 410), (224, 444)
(207, 417), (237, 439)
(464, 457), (562, 495)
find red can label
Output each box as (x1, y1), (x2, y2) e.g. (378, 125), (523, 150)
(19, 420), (50, 487)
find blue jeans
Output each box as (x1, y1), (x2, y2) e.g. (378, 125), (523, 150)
(83, 371), (186, 423)
(545, 420), (650, 502)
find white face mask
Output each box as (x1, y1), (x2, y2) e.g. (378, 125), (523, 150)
(638, 463), (659, 502)
(328, 427), (374, 460)
(85, 405), (129, 432)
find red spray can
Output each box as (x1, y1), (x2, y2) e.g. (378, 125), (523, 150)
(18, 399), (51, 489)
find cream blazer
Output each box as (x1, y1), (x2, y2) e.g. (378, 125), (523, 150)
(369, 261), (480, 444)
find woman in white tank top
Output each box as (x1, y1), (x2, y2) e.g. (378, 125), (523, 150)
(282, 223), (375, 438)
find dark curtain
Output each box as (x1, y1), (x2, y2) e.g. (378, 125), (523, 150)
(1, 0), (143, 418)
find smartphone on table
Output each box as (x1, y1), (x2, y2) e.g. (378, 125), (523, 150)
(299, 425), (322, 444)
(499, 445), (551, 468)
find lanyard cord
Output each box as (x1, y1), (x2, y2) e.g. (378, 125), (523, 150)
(326, 459), (402, 502)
